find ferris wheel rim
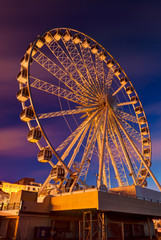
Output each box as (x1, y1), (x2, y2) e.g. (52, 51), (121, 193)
(18, 27), (152, 190)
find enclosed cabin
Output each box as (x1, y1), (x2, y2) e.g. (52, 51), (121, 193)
(44, 31), (53, 43)
(144, 158), (152, 167)
(99, 51), (107, 61)
(141, 168), (150, 178)
(91, 45), (99, 54)
(143, 148), (151, 157)
(125, 86), (133, 95)
(37, 147), (53, 163)
(141, 168), (148, 177)
(73, 34), (81, 44)
(139, 116), (146, 125)
(142, 180), (148, 187)
(135, 106), (142, 115)
(143, 138), (150, 146)
(16, 87), (29, 102)
(63, 30), (72, 42)
(114, 68), (121, 76)
(50, 165), (65, 182)
(138, 178), (148, 187)
(65, 178), (74, 192)
(26, 43), (38, 56)
(17, 69), (28, 84)
(82, 39), (90, 49)
(141, 127), (149, 135)
(20, 53), (32, 68)
(20, 107), (34, 122)
(53, 30), (62, 41)
(27, 127), (42, 143)
(138, 177), (144, 185)
(36, 36), (45, 48)
(130, 96), (138, 104)
(120, 77), (128, 85)
(107, 59), (114, 68)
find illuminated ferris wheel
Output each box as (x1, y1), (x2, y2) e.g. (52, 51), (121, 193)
(16, 28), (161, 194)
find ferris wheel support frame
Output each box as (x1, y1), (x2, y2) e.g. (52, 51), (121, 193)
(69, 112), (105, 192)
(97, 108), (108, 188)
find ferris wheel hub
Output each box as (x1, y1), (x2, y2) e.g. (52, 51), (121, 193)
(100, 94), (117, 110)
(107, 94), (117, 110)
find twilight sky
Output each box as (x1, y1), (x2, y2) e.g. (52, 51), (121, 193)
(0, 0), (161, 190)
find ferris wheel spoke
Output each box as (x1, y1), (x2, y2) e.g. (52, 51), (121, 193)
(33, 50), (94, 98)
(36, 107), (99, 120)
(103, 153), (111, 189)
(112, 83), (124, 96)
(66, 125), (90, 176)
(63, 39), (99, 98)
(113, 114), (143, 160)
(109, 110), (137, 184)
(72, 125), (96, 182)
(81, 137), (97, 182)
(62, 39), (94, 86)
(33, 50), (77, 92)
(47, 40), (98, 100)
(30, 76), (95, 105)
(79, 43), (101, 96)
(79, 158), (91, 183)
(117, 101), (133, 107)
(61, 123), (90, 162)
(117, 117), (141, 144)
(97, 130), (108, 188)
(97, 124), (110, 188)
(69, 111), (104, 192)
(95, 54), (105, 93)
(106, 129), (127, 187)
(119, 125), (141, 168)
(56, 109), (102, 153)
(115, 109), (138, 123)
(113, 113), (161, 190)
(108, 120), (130, 173)
(104, 67), (116, 94)
(97, 108), (108, 187)
(107, 118), (129, 186)
(124, 145), (139, 177)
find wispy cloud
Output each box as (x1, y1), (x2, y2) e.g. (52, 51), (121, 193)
(152, 138), (161, 161)
(0, 126), (37, 157)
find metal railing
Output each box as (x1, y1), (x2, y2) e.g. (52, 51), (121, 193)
(0, 201), (22, 211)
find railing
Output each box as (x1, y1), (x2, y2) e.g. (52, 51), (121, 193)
(0, 201), (22, 211)
(56, 187), (161, 203)
(0, 188), (161, 212)
(108, 189), (161, 203)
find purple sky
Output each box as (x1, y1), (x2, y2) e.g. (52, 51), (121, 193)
(0, 0), (161, 190)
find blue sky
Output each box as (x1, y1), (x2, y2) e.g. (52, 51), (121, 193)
(0, 0), (161, 190)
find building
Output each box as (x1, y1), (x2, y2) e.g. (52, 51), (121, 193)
(0, 178), (41, 196)
(0, 185), (161, 239)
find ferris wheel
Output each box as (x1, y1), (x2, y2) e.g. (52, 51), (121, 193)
(16, 28), (161, 194)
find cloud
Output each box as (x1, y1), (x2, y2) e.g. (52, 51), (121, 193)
(29, 168), (51, 181)
(0, 126), (37, 157)
(152, 138), (161, 161)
